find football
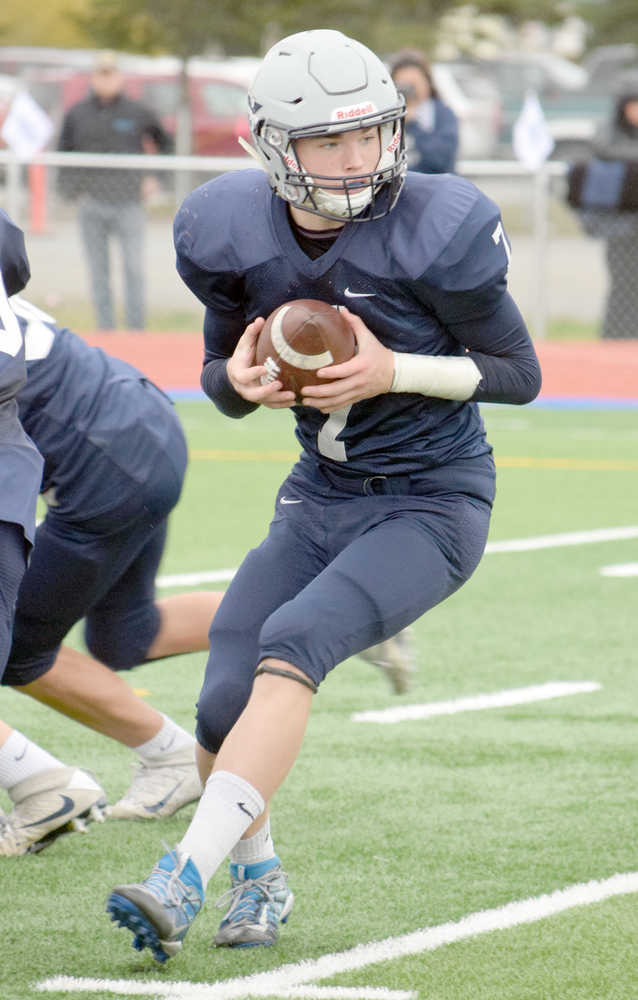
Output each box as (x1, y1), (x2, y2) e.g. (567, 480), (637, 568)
(255, 298), (356, 402)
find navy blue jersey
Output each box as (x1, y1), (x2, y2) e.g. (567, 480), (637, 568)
(175, 169), (540, 479)
(0, 214), (43, 541)
(12, 298), (182, 520)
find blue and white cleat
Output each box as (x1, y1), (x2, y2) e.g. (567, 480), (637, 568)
(214, 856), (294, 948)
(106, 848), (203, 963)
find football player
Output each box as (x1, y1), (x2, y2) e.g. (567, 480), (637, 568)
(0, 271), (226, 855)
(0, 211), (106, 854)
(107, 29), (541, 962)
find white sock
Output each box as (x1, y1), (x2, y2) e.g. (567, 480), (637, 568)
(133, 715), (194, 762)
(0, 730), (63, 790)
(179, 770), (265, 889)
(230, 815), (275, 866)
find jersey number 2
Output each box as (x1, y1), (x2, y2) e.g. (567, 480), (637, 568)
(317, 405), (351, 462)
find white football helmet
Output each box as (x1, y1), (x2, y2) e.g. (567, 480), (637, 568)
(245, 29), (407, 222)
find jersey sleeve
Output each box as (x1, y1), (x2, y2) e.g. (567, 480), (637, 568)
(200, 309), (258, 418)
(173, 177), (262, 418)
(410, 185), (541, 404)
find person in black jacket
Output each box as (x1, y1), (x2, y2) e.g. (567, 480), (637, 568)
(58, 51), (172, 331)
(390, 49), (458, 174)
(589, 81), (638, 338)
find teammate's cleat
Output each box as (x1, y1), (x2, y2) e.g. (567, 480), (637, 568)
(0, 766), (106, 856)
(358, 626), (415, 694)
(214, 857), (294, 948)
(107, 848), (203, 963)
(107, 745), (202, 820)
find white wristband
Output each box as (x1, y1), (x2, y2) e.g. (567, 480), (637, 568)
(390, 352), (481, 401)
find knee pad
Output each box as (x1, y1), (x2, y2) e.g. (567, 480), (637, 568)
(84, 604), (160, 670)
(195, 672), (252, 755)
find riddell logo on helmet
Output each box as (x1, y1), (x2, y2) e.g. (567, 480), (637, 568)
(332, 102), (377, 121)
(386, 128), (401, 153)
(283, 151), (300, 171)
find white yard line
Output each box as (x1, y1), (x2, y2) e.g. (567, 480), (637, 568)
(484, 525), (638, 554)
(600, 562), (638, 577)
(36, 872), (638, 1000)
(156, 526), (638, 589)
(157, 569), (237, 587)
(350, 681), (601, 725)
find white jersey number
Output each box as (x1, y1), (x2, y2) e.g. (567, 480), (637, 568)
(491, 220), (511, 267)
(10, 295), (56, 360)
(0, 272), (23, 358)
(317, 405), (352, 462)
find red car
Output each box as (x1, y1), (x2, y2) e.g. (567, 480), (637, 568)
(59, 57), (255, 157)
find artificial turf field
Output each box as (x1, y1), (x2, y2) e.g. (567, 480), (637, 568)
(1, 399), (637, 1000)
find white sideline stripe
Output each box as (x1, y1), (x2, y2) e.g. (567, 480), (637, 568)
(600, 562), (638, 577)
(351, 681), (601, 725)
(36, 985), (413, 1000)
(157, 569), (237, 587)
(36, 872), (638, 999)
(155, 527), (638, 589)
(484, 525), (638, 553)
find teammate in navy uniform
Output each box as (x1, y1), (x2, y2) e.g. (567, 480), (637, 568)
(107, 30), (541, 962)
(0, 211), (107, 855)
(0, 286), (227, 855)
(0, 212), (42, 667)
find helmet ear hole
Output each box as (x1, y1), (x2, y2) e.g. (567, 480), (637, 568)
(248, 29), (406, 222)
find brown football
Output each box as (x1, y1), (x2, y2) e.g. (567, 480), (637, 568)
(255, 298), (356, 402)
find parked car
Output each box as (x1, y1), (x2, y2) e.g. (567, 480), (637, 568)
(583, 44), (638, 94)
(431, 61), (503, 160)
(467, 53), (614, 161)
(56, 55), (254, 158)
(1, 46), (504, 163)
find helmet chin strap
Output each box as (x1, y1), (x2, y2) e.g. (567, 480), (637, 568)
(310, 183), (372, 219)
(237, 136), (269, 170)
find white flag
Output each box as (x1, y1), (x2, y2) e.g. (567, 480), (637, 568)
(512, 90), (554, 170)
(1, 90), (54, 159)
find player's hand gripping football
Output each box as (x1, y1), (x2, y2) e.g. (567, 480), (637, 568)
(300, 307), (394, 412)
(226, 318), (297, 409)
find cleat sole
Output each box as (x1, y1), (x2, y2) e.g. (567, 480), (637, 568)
(106, 895), (172, 964)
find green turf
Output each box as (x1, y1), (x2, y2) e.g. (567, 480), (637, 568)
(1, 401), (637, 1000)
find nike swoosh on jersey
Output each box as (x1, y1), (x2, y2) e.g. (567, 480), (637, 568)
(280, 497), (302, 504)
(24, 794), (75, 828)
(344, 287), (375, 298)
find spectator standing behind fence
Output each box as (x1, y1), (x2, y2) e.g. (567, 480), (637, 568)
(390, 49), (458, 174)
(586, 83), (638, 339)
(57, 51), (172, 331)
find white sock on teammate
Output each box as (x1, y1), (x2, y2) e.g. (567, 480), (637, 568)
(132, 714), (194, 763)
(0, 729), (64, 789)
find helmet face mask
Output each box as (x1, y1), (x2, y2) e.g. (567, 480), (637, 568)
(248, 30), (407, 222)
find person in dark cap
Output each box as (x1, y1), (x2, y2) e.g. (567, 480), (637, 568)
(57, 51), (172, 331)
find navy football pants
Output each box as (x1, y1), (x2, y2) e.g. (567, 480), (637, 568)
(196, 463), (492, 754)
(0, 521), (29, 682)
(3, 427), (185, 687)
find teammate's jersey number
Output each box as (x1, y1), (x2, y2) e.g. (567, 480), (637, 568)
(0, 273), (23, 359)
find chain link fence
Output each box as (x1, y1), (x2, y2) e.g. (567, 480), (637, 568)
(0, 151), (618, 338)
